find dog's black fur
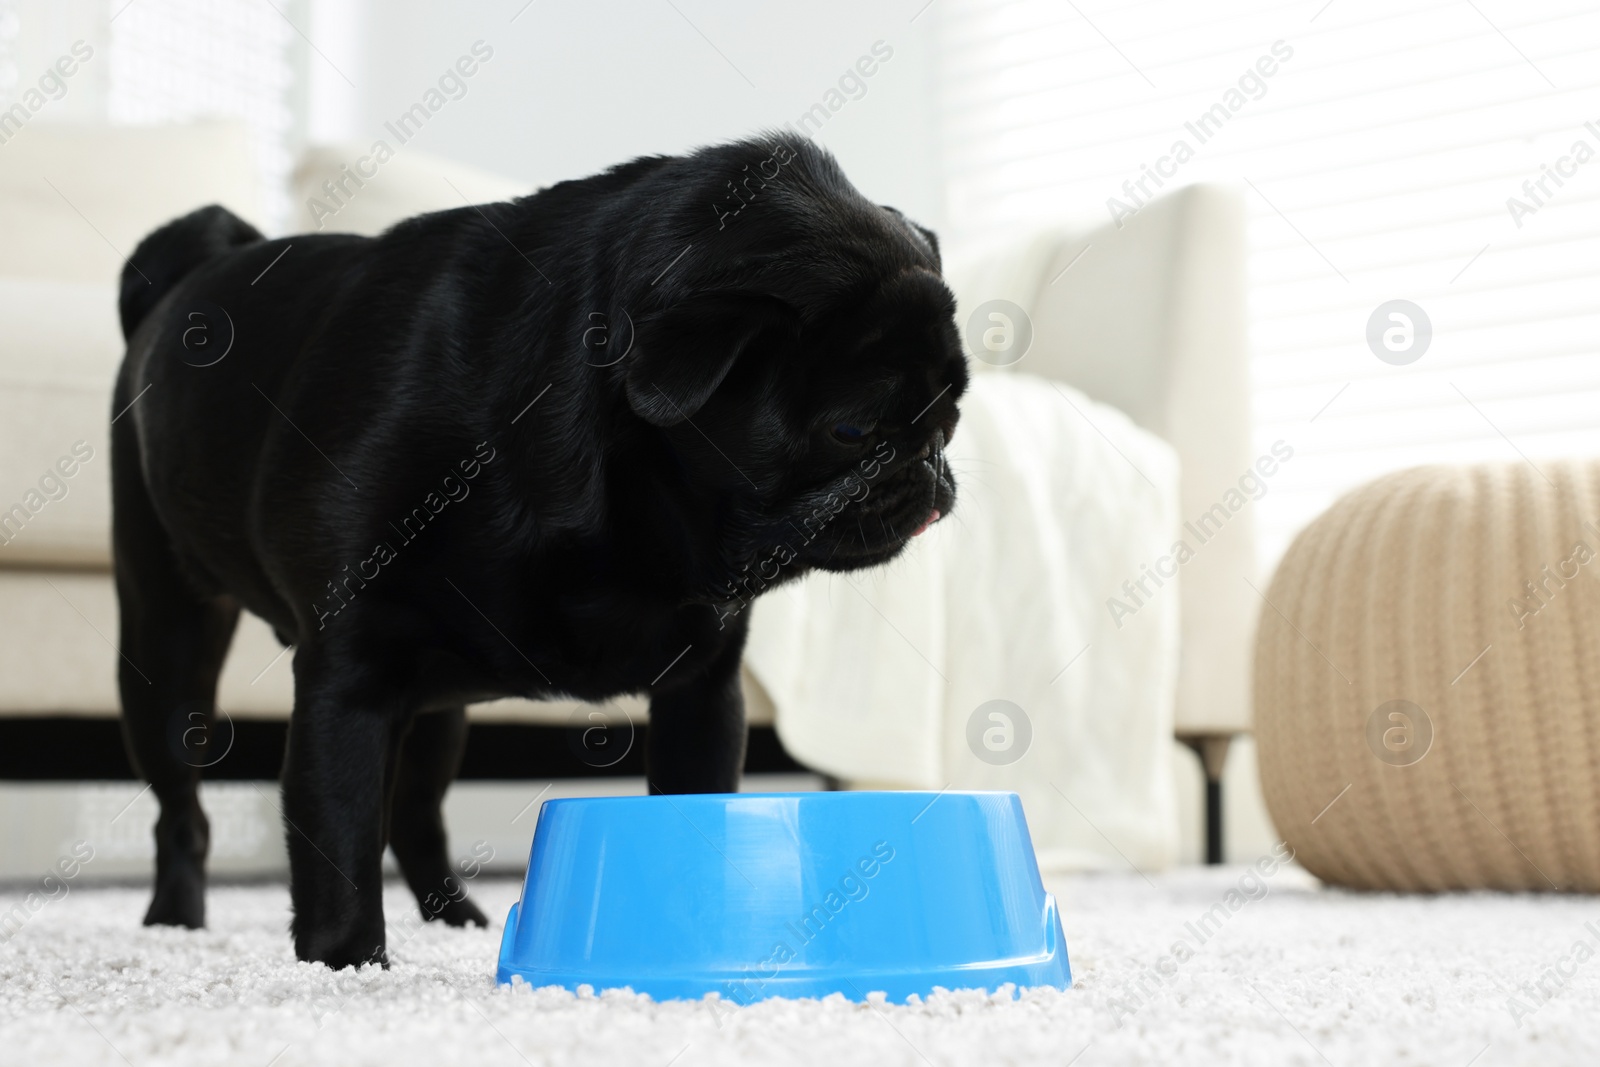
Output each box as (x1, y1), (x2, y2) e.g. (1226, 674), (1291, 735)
(112, 135), (966, 967)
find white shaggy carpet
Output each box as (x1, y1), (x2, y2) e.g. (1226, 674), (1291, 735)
(4, 866), (1600, 1066)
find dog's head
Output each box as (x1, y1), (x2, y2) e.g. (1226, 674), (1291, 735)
(616, 137), (967, 597)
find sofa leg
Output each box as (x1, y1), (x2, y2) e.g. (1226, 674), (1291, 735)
(1180, 733), (1235, 865)
(1204, 776), (1224, 865)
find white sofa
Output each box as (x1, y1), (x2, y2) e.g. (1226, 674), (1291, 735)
(0, 123), (1255, 856)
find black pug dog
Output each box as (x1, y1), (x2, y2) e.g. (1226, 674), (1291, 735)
(112, 134), (966, 968)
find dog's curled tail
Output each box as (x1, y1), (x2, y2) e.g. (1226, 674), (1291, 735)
(120, 204), (264, 340)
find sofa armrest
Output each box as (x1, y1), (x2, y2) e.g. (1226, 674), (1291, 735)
(947, 184), (1255, 736)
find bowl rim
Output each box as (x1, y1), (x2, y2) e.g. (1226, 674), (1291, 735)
(535, 789), (1023, 807)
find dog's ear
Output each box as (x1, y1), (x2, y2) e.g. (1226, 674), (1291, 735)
(880, 205), (941, 271)
(624, 292), (793, 427)
(911, 222), (941, 268)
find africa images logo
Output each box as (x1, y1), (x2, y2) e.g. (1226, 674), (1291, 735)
(711, 841), (896, 1014)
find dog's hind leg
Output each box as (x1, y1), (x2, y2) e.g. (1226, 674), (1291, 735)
(387, 706), (487, 928)
(112, 395), (240, 929)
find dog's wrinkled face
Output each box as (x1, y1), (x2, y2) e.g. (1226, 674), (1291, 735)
(777, 266), (965, 571)
(622, 197), (966, 598)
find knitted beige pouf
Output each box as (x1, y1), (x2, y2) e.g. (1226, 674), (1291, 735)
(1255, 461), (1600, 891)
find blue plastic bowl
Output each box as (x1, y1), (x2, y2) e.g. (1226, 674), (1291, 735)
(496, 790), (1070, 1003)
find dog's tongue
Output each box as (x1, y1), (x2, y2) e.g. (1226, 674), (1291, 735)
(911, 509), (941, 537)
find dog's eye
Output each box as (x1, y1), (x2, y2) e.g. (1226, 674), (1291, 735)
(831, 420), (875, 443)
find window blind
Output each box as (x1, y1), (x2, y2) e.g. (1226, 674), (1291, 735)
(938, 0), (1600, 568)
(107, 0), (297, 230)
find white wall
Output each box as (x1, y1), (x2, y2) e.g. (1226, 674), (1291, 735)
(308, 0), (945, 231)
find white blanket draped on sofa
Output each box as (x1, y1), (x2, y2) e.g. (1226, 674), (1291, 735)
(744, 372), (1181, 873)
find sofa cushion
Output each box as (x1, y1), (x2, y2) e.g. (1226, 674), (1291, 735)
(0, 278), (118, 566)
(0, 120), (267, 567)
(0, 570), (775, 726)
(0, 120), (264, 286)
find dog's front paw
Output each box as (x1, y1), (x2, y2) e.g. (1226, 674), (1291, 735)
(293, 920), (389, 969)
(301, 939), (389, 970)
